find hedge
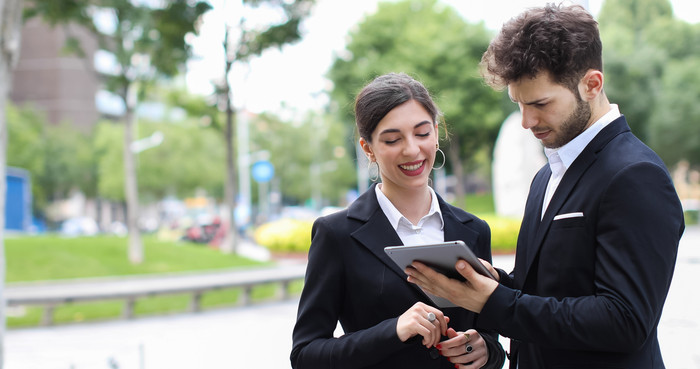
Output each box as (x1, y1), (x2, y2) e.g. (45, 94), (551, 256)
(254, 215), (520, 254)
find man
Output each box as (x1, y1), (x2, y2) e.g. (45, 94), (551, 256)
(406, 4), (685, 368)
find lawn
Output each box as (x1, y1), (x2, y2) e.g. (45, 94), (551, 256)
(5, 235), (267, 282)
(4, 235), (302, 327)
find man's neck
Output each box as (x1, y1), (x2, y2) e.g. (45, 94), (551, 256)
(588, 93), (612, 127)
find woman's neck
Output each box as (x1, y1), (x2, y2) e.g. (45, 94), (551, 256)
(379, 183), (433, 225)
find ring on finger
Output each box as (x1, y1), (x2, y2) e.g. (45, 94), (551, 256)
(465, 344), (473, 354)
(463, 332), (471, 342)
(426, 312), (436, 322)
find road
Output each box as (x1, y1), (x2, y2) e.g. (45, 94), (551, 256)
(5, 225), (700, 369)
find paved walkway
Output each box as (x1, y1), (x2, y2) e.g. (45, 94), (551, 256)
(5, 226), (700, 369)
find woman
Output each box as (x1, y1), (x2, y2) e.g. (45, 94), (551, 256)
(290, 73), (505, 369)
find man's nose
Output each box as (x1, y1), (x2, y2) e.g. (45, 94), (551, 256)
(520, 107), (538, 129)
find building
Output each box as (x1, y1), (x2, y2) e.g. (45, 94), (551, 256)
(10, 17), (101, 133)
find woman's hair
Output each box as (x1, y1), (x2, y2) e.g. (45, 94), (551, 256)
(480, 3), (602, 93)
(354, 73), (440, 142)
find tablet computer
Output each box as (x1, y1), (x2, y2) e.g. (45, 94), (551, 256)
(384, 240), (496, 307)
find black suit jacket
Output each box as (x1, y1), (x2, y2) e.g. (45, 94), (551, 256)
(291, 184), (504, 369)
(478, 116), (685, 368)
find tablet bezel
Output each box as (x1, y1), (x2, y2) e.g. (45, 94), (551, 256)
(384, 240), (496, 307)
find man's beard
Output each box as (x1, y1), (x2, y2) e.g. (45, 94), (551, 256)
(545, 98), (592, 149)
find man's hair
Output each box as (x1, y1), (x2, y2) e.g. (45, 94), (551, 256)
(480, 3), (602, 93)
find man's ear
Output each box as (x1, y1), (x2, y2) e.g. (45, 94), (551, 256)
(359, 137), (374, 161)
(579, 69), (604, 101)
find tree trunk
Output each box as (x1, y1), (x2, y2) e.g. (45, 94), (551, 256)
(1, 0), (23, 366)
(221, 97), (238, 254)
(448, 139), (467, 209)
(220, 26), (237, 254)
(123, 86), (143, 264)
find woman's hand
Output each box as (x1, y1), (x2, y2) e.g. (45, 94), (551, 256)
(437, 328), (489, 368)
(396, 302), (448, 348)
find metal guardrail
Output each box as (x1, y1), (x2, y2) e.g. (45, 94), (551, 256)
(5, 263), (307, 326)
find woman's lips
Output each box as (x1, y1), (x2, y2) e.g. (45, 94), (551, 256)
(399, 160), (426, 176)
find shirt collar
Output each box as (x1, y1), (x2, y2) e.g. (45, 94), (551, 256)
(544, 104), (621, 170)
(375, 184), (444, 231)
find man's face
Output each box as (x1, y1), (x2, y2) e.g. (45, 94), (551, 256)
(508, 72), (592, 149)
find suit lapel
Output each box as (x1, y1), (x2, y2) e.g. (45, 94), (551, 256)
(347, 185), (426, 299)
(441, 200), (479, 251)
(348, 185), (477, 304)
(516, 166), (549, 286)
(521, 117), (631, 282)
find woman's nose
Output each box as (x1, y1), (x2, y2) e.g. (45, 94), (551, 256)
(402, 138), (420, 156)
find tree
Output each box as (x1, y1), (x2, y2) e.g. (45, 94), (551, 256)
(212, 0), (314, 253)
(598, 0), (700, 167)
(93, 117), (226, 201)
(249, 111), (355, 207)
(25, 0), (212, 263)
(598, 0), (674, 142)
(648, 57), (700, 166)
(1, 0), (24, 365)
(327, 0), (505, 205)
(6, 103), (96, 218)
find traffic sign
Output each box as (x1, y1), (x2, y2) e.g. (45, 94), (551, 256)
(251, 160), (274, 183)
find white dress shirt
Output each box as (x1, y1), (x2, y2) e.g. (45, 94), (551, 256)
(541, 104), (621, 219)
(375, 184), (445, 245)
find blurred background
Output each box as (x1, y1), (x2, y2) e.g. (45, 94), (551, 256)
(1, 0), (700, 366)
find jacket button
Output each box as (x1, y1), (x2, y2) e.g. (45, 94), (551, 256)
(429, 347), (440, 359)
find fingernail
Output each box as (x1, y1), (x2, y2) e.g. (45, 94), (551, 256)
(457, 261), (466, 269)
(436, 344), (442, 349)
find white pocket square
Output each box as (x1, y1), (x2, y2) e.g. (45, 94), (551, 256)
(553, 212), (584, 221)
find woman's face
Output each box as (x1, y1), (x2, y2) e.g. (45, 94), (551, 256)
(361, 99), (438, 192)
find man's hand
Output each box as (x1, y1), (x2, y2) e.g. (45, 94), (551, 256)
(406, 259), (499, 313)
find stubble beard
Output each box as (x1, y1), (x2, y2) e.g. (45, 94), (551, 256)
(544, 98), (592, 149)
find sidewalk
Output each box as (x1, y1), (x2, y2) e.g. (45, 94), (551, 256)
(4, 225), (699, 369)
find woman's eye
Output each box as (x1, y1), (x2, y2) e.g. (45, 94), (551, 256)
(416, 132), (430, 137)
(384, 139), (399, 144)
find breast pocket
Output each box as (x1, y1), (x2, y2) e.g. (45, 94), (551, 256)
(540, 215), (596, 296)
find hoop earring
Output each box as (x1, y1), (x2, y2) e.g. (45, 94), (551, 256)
(368, 161), (380, 182)
(433, 148), (446, 170)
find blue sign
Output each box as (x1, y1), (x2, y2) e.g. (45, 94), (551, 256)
(251, 160), (274, 183)
(5, 167), (32, 231)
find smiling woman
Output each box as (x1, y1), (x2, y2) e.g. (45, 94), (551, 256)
(290, 73), (505, 369)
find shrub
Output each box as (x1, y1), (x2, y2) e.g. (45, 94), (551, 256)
(253, 214), (520, 254)
(479, 215), (520, 254)
(254, 218), (313, 253)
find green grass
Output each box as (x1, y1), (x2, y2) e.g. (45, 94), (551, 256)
(4, 234), (304, 328)
(458, 192), (496, 215)
(5, 234), (267, 282)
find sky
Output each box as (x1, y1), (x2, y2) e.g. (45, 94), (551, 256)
(185, 0), (700, 118)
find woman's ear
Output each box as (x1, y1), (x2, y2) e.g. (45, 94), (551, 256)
(359, 137), (374, 161)
(579, 69), (604, 101)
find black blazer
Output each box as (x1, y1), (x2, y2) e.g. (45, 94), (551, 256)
(291, 184), (505, 369)
(478, 116), (685, 368)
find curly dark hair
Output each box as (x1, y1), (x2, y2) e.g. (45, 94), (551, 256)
(480, 3), (602, 94)
(354, 73), (441, 142)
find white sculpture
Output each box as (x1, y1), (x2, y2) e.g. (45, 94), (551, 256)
(492, 111), (547, 218)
